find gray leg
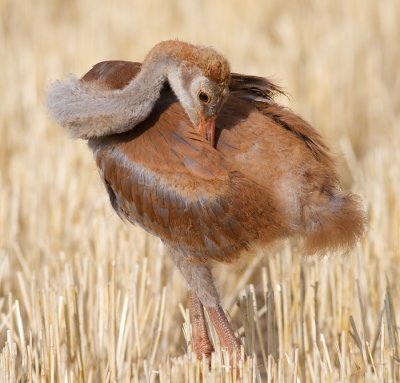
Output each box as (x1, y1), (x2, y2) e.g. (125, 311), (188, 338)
(169, 248), (220, 307)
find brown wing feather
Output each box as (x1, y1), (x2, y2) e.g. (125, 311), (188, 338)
(81, 61), (329, 165)
(81, 60), (142, 90)
(254, 102), (334, 165)
(229, 72), (285, 101)
(228, 73), (331, 164)
(89, 94), (285, 263)
(83, 61), (362, 260)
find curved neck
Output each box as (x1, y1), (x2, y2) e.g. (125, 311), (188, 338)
(107, 58), (169, 132)
(47, 52), (174, 139)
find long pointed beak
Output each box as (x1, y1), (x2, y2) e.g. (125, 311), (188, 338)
(197, 115), (216, 147)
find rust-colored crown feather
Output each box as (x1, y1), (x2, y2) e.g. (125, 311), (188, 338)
(145, 40), (231, 84)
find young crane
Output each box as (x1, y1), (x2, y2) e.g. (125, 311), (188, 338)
(47, 40), (365, 359)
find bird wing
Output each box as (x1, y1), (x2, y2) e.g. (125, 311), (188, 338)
(81, 62), (300, 262)
(89, 94), (272, 263)
(81, 60), (142, 90)
(228, 72), (331, 164)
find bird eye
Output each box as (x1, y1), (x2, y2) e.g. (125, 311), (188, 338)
(198, 91), (211, 104)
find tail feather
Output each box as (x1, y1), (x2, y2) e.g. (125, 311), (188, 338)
(303, 191), (366, 254)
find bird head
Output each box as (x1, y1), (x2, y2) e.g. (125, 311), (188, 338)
(149, 41), (231, 147)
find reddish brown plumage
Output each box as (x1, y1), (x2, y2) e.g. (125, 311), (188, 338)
(81, 60), (142, 89)
(84, 60), (364, 263)
(66, 47), (365, 359)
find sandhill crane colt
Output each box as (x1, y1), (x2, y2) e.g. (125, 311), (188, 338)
(47, 40), (365, 359)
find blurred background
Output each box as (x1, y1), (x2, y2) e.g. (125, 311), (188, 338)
(1, 0), (399, 381)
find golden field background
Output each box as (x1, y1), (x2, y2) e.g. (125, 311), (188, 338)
(0, 0), (399, 381)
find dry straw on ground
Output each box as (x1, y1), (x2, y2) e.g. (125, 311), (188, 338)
(1, 0), (399, 382)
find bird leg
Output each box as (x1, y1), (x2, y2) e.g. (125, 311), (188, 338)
(169, 248), (242, 360)
(189, 291), (214, 358)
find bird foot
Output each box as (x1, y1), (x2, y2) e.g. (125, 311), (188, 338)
(206, 305), (243, 361)
(193, 337), (214, 360)
(189, 292), (215, 360)
(189, 292), (243, 364)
